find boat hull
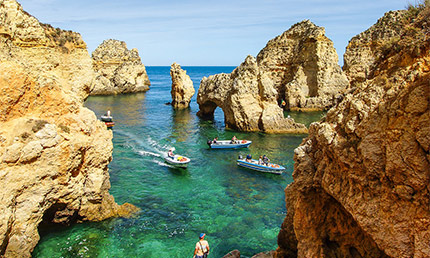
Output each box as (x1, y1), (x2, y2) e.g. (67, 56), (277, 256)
(210, 140), (252, 149)
(105, 121), (115, 128)
(237, 159), (285, 174)
(164, 155), (190, 168)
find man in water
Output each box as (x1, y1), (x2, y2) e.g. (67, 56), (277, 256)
(193, 233), (210, 258)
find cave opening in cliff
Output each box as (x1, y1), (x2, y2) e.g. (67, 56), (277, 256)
(38, 203), (81, 237)
(197, 101), (225, 128)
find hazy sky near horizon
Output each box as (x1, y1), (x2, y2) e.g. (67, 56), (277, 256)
(18, 0), (408, 66)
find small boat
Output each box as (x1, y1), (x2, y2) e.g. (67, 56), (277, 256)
(207, 140), (252, 149)
(164, 154), (191, 168)
(100, 115), (115, 129)
(237, 158), (285, 174)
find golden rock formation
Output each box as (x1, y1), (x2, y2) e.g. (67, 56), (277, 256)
(275, 5), (430, 258)
(170, 62), (195, 109)
(0, 1), (138, 257)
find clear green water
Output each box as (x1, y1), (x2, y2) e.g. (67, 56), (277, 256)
(32, 67), (317, 258)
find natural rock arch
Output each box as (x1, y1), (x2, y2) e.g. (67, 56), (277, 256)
(197, 56), (307, 133)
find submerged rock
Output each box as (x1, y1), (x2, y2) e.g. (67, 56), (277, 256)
(91, 39), (150, 95)
(0, 1), (138, 257)
(222, 249), (240, 258)
(170, 62), (195, 109)
(275, 6), (430, 258)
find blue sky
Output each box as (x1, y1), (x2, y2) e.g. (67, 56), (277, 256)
(18, 0), (408, 66)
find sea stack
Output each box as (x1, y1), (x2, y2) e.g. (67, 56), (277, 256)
(197, 20), (348, 133)
(197, 56), (308, 133)
(91, 39), (150, 95)
(170, 62), (195, 109)
(0, 1), (138, 257)
(275, 6), (430, 258)
(256, 20), (349, 111)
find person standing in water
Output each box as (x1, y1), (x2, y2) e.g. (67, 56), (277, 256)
(193, 233), (210, 258)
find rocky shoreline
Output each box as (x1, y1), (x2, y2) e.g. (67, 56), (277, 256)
(0, 0), (429, 257)
(91, 39), (151, 95)
(0, 1), (139, 257)
(275, 4), (429, 258)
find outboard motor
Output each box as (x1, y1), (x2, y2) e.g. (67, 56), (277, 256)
(207, 140), (212, 147)
(238, 155), (243, 160)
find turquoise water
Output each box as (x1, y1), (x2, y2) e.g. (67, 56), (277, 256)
(33, 67), (316, 258)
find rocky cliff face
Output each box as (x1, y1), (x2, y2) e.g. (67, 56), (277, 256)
(197, 20), (348, 133)
(343, 10), (408, 88)
(91, 39), (150, 95)
(257, 20), (349, 111)
(275, 5), (429, 258)
(0, 1), (137, 257)
(170, 62), (195, 109)
(198, 56), (308, 133)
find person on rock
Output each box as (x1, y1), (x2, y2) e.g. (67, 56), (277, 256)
(193, 233), (210, 258)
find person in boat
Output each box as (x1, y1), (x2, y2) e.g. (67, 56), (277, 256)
(231, 135), (238, 144)
(168, 148), (174, 158)
(258, 156), (263, 165)
(104, 110), (112, 118)
(246, 154), (252, 162)
(193, 233), (210, 258)
(213, 137), (218, 144)
(280, 99), (286, 109)
(263, 155), (270, 166)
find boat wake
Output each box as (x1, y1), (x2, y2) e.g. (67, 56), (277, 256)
(115, 129), (173, 166)
(152, 159), (175, 168)
(138, 150), (161, 158)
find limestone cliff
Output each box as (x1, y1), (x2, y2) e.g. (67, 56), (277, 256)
(257, 20), (349, 111)
(197, 20), (348, 133)
(91, 39), (150, 95)
(275, 5), (429, 258)
(0, 1), (137, 257)
(343, 10), (408, 88)
(170, 62), (195, 109)
(198, 56), (308, 133)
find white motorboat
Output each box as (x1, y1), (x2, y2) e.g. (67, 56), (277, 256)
(164, 154), (190, 168)
(237, 157), (285, 174)
(207, 140), (252, 149)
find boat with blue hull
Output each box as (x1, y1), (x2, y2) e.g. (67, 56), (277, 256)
(237, 158), (285, 174)
(208, 140), (252, 149)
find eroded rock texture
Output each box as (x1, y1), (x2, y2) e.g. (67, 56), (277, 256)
(0, 1), (138, 257)
(91, 39), (150, 95)
(197, 20), (348, 133)
(170, 62), (195, 109)
(275, 5), (430, 258)
(257, 20), (349, 111)
(343, 10), (407, 89)
(198, 56), (308, 133)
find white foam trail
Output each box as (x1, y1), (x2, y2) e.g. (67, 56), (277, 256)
(116, 129), (170, 157)
(138, 150), (161, 158)
(153, 159), (174, 168)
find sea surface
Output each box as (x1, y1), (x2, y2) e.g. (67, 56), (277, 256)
(33, 67), (323, 258)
